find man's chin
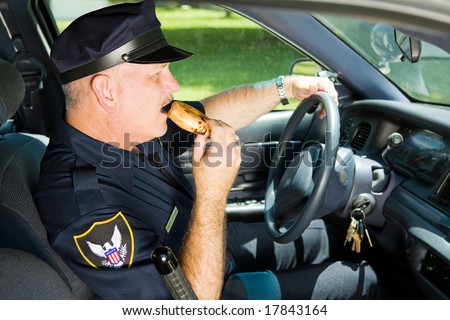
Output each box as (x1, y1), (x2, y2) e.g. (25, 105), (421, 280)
(154, 125), (168, 140)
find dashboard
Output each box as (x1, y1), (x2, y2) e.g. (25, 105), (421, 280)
(389, 128), (450, 184)
(340, 100), (450, 299)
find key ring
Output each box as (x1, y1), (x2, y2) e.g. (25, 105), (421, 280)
(350, 207), (365, 220)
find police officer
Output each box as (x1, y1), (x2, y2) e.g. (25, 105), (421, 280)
(35, 0), (379, 299)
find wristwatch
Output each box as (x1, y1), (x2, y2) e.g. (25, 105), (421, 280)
(274, 75), (289, 105)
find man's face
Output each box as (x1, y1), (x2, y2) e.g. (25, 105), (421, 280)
(113, 62), (180, 145)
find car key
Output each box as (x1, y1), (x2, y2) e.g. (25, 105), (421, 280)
(351, 231), (361, 253)
(350, 208), (373, 252)
(362, 218), (373, 248)
(344, 216), (358, 247)
(344, 216), (361, 253)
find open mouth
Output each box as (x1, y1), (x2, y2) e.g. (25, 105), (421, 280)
(162, 102), (172, 114)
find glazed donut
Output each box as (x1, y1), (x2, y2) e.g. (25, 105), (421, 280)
(168, 101), (210, 137)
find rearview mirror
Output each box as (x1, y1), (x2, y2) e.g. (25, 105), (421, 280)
(394, 29), (422, 63)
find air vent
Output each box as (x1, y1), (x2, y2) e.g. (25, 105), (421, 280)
(436, 172), (450, 205)
(351, 123), (371, 151)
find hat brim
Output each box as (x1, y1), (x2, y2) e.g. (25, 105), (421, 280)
(128, 45), (193, 64)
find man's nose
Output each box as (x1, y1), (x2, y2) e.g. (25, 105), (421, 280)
(165, 69), (180, 93)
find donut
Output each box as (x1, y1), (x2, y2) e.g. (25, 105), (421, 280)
(168, 101), (210, 137)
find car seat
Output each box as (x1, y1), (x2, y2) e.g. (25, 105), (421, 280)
(0, 58), (96, 299)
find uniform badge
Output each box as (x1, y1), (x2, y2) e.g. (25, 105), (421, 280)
(74, 212), (135, 269)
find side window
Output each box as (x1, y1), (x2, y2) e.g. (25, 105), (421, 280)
(49, 1), (307, 109)
(157, 3), (304, 109)
(49, 0), (110, 30)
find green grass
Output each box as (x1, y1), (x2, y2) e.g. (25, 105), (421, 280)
(164, 27), (301, 99)
(157, 7), (304, 105)
(56, 6), (306, 107)
(157, 8), (257, 29)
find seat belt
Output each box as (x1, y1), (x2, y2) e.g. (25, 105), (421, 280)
(0, 2), (48, 134)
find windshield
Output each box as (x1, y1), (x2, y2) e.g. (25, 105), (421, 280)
(316, 15), (450, 106)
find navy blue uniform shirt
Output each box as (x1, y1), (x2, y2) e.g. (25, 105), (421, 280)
(35, 101), (204, 299)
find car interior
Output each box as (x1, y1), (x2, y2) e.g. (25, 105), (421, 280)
(0, 0), (449, 300)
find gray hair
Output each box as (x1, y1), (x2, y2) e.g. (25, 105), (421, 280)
(62, 66), (122, 113)
(62, 79), (86, 113)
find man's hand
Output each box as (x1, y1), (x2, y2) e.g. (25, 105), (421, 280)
(192, 119), (241, 201)
(286, 75), (338, 103)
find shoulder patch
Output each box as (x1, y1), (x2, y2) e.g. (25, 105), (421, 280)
(74, 212), (135, 269)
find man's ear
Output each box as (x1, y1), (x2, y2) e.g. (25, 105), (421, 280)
(91, 74), (116, 113)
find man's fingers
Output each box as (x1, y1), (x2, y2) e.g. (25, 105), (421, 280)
(192, 119), (241, 166)
(317, 78), (338, 102)
(309, 83), (319, 95)
(192, 133), (207, 164)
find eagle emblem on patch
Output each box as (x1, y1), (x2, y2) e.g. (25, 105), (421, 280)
(73, 212), (135, 269)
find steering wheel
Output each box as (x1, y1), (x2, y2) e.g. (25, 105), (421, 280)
(264, 92), (340, 243)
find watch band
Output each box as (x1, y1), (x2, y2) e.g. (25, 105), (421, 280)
(275, 75), (289, 105)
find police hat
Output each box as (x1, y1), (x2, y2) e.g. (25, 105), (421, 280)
(51, 0), (192, 84)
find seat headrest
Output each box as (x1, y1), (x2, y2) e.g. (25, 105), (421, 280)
(0, 59), (25, 126)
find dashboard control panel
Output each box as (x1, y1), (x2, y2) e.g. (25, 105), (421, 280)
(389, 128), (450, 184)
(420, 251), (450, 297)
